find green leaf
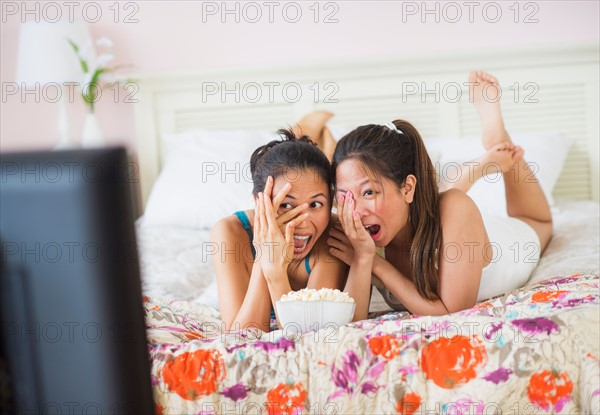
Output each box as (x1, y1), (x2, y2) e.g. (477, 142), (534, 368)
(66, 38), (89, 73)
(90, 68), (107, 85)
(67, 38), (79, 53)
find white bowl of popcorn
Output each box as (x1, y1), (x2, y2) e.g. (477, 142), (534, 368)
(276, 288), (355, 333)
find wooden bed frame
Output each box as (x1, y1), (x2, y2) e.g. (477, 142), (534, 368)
(133, 45), (599, 209)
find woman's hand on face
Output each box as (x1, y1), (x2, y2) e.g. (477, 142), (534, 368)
(254, 177), (308, 280)
(265, 176), (309, 235)
(327, 224), (354, 266)
(336, 192), (376, 262)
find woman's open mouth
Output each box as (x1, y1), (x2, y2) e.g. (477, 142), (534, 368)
(293, 234), (312, 254)
(364, 224), (381, 241)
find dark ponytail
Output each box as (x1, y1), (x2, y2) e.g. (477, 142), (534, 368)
(250, 127), (332, 199)
(332, 120), (442, 300)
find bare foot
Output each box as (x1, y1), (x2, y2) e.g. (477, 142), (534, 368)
(468, 71), (510, 150)
(444, 142), (524, 193)
(292, 111), (335, 159)
(476, 142), (524, 175)
(292, 111), (333, 142)
(512, 145), (524, 163)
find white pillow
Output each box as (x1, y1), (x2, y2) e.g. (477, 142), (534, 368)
(142, 129), (279, 229)
(426, 133), (572, 217)
(326, 123), (353, 142)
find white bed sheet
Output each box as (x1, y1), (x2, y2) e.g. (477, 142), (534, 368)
(528, 198), (600, 284)
(136, 224), (215, 302)
(136, 199), (599, 310)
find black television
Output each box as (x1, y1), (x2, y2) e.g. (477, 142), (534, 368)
(0, 147), (154, 414)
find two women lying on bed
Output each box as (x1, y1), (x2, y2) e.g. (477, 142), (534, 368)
(211, 128), (347, 332)
(212, 71), (552, 330)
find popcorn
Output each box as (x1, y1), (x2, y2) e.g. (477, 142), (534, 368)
(279, 288), (354, 303)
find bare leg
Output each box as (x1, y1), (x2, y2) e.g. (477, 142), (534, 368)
(292, 111), (336, 160)
(448, 142), (520, 193)
(469, 71), (553, 251)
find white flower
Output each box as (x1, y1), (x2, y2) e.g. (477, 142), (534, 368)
(77, 39), (93, 61)
(96, 36), (113, 48)
(100, 72), (117, 84)
(68, 35), (129, 112)
(96, 53), (114, 69)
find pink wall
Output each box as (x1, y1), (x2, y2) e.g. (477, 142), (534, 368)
(2, 0), (598, 152)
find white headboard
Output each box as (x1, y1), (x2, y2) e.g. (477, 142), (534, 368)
(134, 45), (599, 209)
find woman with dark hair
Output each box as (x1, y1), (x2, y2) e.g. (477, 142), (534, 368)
(211, 127), (347, 332)
(328, 71), (553, 319)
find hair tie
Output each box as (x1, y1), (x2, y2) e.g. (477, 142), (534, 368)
(384, 122), (403, 134)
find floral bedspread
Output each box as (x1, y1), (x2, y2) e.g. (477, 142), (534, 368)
(145, 273), (600, 414)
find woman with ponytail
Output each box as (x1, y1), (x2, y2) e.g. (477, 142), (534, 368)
(329, 71), (552, 319)
(211, 127), (347, 332)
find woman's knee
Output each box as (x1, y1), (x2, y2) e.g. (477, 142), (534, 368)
(517, 216), (553, 253)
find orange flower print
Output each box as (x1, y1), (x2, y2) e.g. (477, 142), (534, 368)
(183, 330), (204, 341)
(473, 301), (493, 309)
(420, 335), (487, 389)
(396, 392), (421, 415)
(368, 334), (401, 361)
(528, 369), (573, 412)
(531, 290), (567, 303)
(266, 382), (307, 415)
(162, 349), (225, 400)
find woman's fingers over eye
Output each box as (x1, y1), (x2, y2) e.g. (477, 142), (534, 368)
(338, 196), (352, 229)
(272, 181), (292, 207)
(263, 176), (274, 199)
(277, 203), (309, 223)
(337, 194), (345, 215)
(343, 195), (356, 234)
(345, 192), (355, 212)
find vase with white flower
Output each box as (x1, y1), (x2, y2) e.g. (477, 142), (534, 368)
(68, 36), (126, 148)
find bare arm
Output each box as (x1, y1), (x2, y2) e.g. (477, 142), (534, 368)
(344, 256), (374, 321)
(211, 218), (272, 332)
(373, 190), (486, 315)
(372, 256), (449, 315)
(231, 263), (274, 332)
(436, 190), (487, 312)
